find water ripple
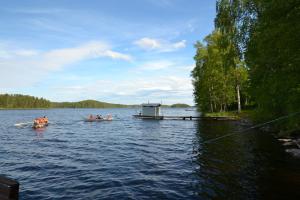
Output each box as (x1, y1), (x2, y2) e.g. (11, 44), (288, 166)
(0, 109), (300, 199)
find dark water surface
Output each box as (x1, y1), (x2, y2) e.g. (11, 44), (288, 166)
(1, 108), (300, 199)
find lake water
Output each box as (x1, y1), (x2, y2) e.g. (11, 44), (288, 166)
(1, 108), (300, 199)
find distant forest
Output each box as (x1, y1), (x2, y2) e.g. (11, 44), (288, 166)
(0, 94), (127, 109)
(51, 100), (127, 108)
(170, 103), (191, 108)
(0, 94), (189, 109)
(0, 94), (51, 108)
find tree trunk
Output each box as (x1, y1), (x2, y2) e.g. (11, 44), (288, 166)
(236, 84), (241, 113)
(209, 86), (213, 112)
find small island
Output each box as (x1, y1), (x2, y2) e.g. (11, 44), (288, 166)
(170, 103), (191, 108)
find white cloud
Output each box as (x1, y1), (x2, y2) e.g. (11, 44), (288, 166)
(176, 64), (195, 71)
(0, 41), (132, 88)
(138, 60), (174, 71)
(42, 41), (132, 70)
(15, 50), (39, 57)
(0, 47), (39, 59)
(48, 76), (193, 104)
(134, 37), (161, 50)
(134, 37), (186, 52)
(101, 50), (132, 61)
(136, 61), (195, 74)
(173, 40), (186, 49)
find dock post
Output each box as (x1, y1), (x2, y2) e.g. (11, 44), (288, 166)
(183, 117), (185, 120)
(0, 176), (19, 200)
(190, 116), (192, 120)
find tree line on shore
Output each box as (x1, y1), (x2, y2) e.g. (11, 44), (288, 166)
(0, 94), (51, 109)
(0, 94), (126, 109)
(0, 94), (191, 109)
(192, 0), (299, 131)
(51, 100), (127, 108)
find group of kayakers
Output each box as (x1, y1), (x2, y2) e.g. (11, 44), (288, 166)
(32, 114), (113, 129)
(86, 114), (113, 122)
(90, 114), (103, 120)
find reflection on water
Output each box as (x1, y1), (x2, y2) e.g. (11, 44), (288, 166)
(34, 127), (45, 138)
(193, 120), (300, 199)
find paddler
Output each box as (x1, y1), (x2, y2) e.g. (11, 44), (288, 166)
(96, 115), (103, 119)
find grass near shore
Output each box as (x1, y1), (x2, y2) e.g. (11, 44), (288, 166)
(203, 110), (299, 138)
(203, 110), (255, 120)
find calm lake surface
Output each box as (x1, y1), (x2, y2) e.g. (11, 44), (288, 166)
(1, 108), (300, 199)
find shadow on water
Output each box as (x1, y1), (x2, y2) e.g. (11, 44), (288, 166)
(192, 120), (300, 200)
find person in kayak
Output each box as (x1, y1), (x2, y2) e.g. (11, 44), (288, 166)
(96, 115), (103, 119)
(33, 116), (48, 129)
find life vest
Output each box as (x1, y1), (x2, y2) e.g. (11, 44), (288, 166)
(35, 117), (48, 124)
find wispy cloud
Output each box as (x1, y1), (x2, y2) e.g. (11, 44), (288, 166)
(138, 60), (174, 71)
(48, 76), (193, 104)
(0, 41), (132, 88)
(134, 38), (161, 50)
(41, 41), (132, 70)
(0, 46), (39, 59)
(136, 61), (195, 73)
(134, 37), (186, 52)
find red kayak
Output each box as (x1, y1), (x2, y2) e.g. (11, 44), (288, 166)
(84, 114), (113, 122)
(33, 117), (48, 129)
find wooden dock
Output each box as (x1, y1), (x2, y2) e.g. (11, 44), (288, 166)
(0, 176), (19, 200)
(133, 115), (237, 121)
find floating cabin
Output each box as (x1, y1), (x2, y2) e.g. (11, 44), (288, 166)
(133, 103), (237, 121)
(133, 103), (164, 119)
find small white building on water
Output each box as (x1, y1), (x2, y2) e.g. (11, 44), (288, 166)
(134, 103), (164, 119)
(141, 103), (161, 116)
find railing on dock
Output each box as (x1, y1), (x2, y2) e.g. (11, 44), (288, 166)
(0, 176), (19, 200)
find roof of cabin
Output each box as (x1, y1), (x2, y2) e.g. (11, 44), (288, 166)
(141, 103), (161, 107)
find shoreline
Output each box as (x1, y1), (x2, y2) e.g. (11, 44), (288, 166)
(204, 110), (300, 158)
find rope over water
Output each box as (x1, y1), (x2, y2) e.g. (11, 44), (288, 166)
(202, 111), (300, 144)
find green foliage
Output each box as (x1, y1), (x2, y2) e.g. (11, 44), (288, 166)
(0, 94), (51, 109)
(192, 31), (248, 113)
(204, 111), (238, 118)
(0, 94), (128, 109)
(51, 100), (127, 108)
(170, 103), (191, 108)
(203, 0), (300, 131)
(216, 0), (253, 113)
(245, 0), (300, 130)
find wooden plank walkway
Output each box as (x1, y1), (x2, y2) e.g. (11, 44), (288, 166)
(133, 115), (237, 121)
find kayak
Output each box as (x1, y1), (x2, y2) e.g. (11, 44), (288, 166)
(33, 123), (48, 129)
(84, 118), (113, 122)
(84, 114), (113, 122)
(33, 117), (48, 129)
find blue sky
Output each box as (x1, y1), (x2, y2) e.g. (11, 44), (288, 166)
(0, 0), (215, 105)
